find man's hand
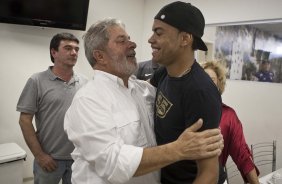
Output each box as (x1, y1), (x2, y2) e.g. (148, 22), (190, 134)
(35, 152), (58, 172)
(134, 119), (223, 176)
(174, 119), (223, 160)
(19, 112), (58, 172)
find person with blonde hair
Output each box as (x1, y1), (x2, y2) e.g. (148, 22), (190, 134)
(202, 61), (260, 184)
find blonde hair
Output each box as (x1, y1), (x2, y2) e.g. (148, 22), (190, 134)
(201, 61), (227, 95)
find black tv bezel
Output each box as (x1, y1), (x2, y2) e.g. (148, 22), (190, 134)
(0, 0), (90, 31)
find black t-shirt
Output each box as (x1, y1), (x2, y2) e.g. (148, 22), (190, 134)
(151, 61), (222, 184)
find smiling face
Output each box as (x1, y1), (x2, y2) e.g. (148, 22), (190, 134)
(101, 25), (137, 78)
(148, 19), (184, 66)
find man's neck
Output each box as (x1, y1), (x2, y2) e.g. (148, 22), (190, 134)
(122, 78), (129, 88)
(52, 65), (74, 82)
(166, 52), (195, 77)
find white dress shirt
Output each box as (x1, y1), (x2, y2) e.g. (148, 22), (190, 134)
(64, 70), (159, 184)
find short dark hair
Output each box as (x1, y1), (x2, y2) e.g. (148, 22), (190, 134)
(49, 33), (79, 63)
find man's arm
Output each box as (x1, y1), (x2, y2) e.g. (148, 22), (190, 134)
(19, 112), (57, 172)
(193, 157), (219, 184)
(134, 119), (223, 176)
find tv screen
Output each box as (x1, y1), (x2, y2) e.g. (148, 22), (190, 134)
(0, 0), (90, 30)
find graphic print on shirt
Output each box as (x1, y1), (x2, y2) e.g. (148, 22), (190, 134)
(156, 91), (173, 118)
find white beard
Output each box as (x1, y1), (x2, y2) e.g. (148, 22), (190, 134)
(110, 55), (137, 76)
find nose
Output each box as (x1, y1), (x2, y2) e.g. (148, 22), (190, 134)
(129, 40), (137, 49)
(71, 48), (78, 55)
(148, 34), (154, 44)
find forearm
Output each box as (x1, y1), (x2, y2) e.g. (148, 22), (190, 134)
(134, 119), (223, 176)
(193, 157), (219, 184)
(246, 168), (260, 184)
(134, 141), (180, 176)
(19, 114), (44, 157)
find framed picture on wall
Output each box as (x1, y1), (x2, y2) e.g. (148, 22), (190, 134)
(197, 19), (282, 83)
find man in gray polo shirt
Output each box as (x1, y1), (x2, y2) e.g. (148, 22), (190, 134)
(16, 33), (88, 184)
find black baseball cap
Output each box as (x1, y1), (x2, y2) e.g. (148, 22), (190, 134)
(154, 1), (208, 51)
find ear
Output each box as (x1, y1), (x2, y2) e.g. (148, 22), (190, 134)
(93, 50), (106, 65)
(181, 33), (193, 47)
(50, 48), (57, 57)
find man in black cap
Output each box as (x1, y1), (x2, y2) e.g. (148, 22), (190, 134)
(149, 1), (222, 184)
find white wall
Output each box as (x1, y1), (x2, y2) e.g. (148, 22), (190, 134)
(0, 0), (144, 180)
(142, 0), (282, 180)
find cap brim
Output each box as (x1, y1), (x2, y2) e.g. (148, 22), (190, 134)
(195, 37), (208, 51)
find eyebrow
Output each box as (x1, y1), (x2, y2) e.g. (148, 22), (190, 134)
(63, 44), (79, 48)
(63, 45), (79, 50)
(115, 35), (130, 40)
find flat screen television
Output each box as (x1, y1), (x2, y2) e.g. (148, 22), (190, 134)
(0, 0), (90, 30)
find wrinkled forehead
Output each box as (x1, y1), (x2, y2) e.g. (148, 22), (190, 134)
(108, 25), (129, 40)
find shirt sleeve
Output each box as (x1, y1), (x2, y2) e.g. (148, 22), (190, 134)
(223, 109), (260, 181)
(16, 77), (38, 114)
(185, 88), (222, 130)
(64, 94), (143, 183)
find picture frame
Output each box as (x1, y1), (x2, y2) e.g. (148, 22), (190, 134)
(197, 19), (282, 83)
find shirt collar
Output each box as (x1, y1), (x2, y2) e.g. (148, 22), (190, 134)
(93, 70), (136, 92)
(93, 70), (123, 86)
(47, 66), (57, 80)
(47, 66), (78, 83)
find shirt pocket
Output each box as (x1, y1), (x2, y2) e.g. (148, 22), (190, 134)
(113, 110), (147, 147)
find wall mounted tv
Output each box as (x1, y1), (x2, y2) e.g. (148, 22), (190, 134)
(0, 0), (90, 30)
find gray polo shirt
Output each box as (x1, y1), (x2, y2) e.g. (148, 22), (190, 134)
(17, 67), (88, 159)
